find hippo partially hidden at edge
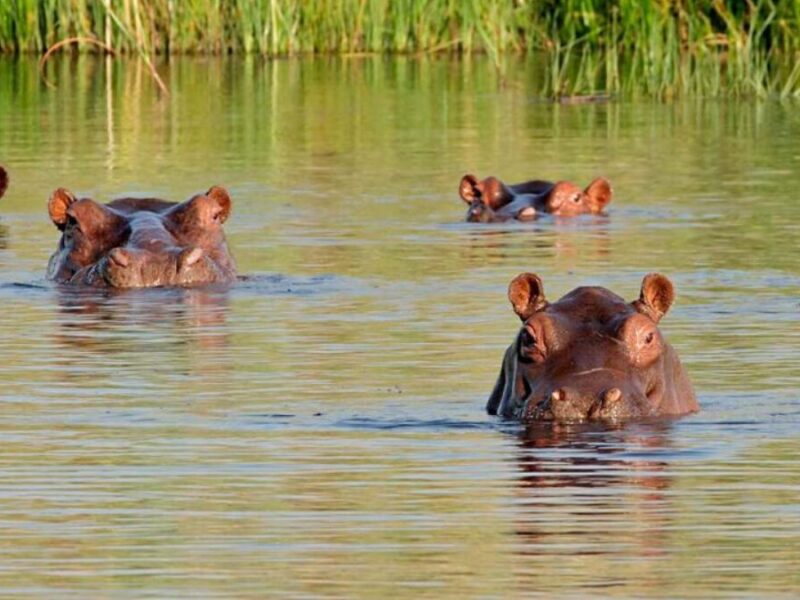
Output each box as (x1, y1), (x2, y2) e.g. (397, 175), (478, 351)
(47, 186), (236, 288)
(459, 174), (612, 223)
(0, 166), (8, 199)
(487, 273), (697, 423)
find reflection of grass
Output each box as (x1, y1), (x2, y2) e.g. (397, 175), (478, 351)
(1, 1), (799, 97)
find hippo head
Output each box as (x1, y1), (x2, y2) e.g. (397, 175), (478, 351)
(487, 273), (697, 423)
(459, 174), (519, 223)
(47, 186), (236, 288)
(539, 178), (612, 217)
(459, 174), (611, 222)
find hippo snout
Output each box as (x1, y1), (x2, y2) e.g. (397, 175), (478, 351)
(177, 247), (204, 272)
(99, 246), (217, 288)
(466, 204), (491, 223)
(588, 387), (639, 421)
(107, 247), (132, 268)
(526, 386), (646, 423)
(101, 247), (144, 287)
(546, 195), (564, 211)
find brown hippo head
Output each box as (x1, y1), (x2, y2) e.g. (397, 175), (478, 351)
(539, 178), (612, 217)
(458, 174), (612, 222)
(46, 185), (237, 288)
(487, 273), (697, 423)
(0, 166), (8, 199)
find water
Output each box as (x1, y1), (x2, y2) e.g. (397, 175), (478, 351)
(0, 56), (798, 598)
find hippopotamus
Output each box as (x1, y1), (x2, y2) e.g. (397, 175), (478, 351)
(487, 273), (698, 423)
(0, 166), (8, 199)
(47, 185), (237, 288)
(459, 174), (612, 223)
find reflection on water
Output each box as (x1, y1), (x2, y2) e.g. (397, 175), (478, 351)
(455, 216), (613, 269)
(54, 286), (231, 381)
(0, 55), (798, 597)
(511, 424), (675, 589)
(507, 423), (799, 596)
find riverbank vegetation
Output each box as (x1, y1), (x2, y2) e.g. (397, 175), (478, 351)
(1, 0), (798, 98)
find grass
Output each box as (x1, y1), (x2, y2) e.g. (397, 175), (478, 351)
(0, 0), (799, 99)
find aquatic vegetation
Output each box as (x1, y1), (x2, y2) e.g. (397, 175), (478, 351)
(0, 0), (798, 98)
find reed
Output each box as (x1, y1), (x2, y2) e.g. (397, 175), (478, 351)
(1, 0), (798, 98)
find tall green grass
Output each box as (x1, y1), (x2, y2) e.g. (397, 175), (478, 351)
(1, 0), (799, 98)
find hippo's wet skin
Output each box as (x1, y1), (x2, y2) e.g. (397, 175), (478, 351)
(487, 273), (698, 423)
(47, 186), (236, 288)
(459, 174), (612, 223)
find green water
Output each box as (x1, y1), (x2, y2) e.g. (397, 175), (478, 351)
(0, 56), (798, 598)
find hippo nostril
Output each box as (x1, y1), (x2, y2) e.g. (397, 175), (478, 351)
(108, 248), (130, 268)
(604, 388), (623, 405)
(178, 247), (204, 271)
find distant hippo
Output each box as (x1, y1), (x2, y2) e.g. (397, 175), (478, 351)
(0, 166), (7, 199)
(459, 174), (612, 223)
(487, 273), (697, 422)
(47, 185), (237, 288)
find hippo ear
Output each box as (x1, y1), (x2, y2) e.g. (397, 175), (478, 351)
(0, 166), (8, 199)
(206, 186), (232, 224)
(48, 188), (77, 230)
(584, 178), (612, 212)
(633, 273), (675, 323)
(508, 273), (548, 321)
(459, 174), (480, 204)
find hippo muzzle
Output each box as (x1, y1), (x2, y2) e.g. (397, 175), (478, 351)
(523, 377), (657, 423)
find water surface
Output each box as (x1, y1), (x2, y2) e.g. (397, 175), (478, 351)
(0, 56), (798, 598)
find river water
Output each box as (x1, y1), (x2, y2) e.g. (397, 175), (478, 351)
(0, 56), (798, 598)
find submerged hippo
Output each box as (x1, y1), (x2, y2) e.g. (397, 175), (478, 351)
(487, 273), (697, 423)
(459, 174), (612, 223)
(47, 185), (237, 288)
(0, 166), (7, 199)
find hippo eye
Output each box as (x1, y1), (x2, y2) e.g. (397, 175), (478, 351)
(572, 194), (581, 203)
(644, 332), (655, 344)
(519, 324), (547, 363)
(521, 328), (536, 346)
(65, 215), (81, 234)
